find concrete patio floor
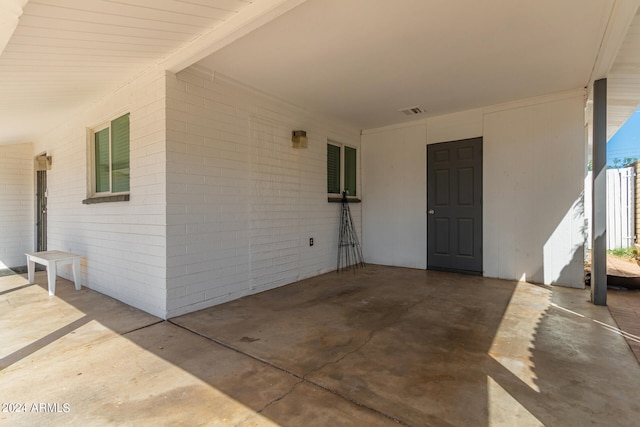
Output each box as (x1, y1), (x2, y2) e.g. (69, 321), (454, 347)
(1, 265), (640, 426)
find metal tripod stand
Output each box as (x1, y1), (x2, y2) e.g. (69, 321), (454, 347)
(337, 191), (365, 272)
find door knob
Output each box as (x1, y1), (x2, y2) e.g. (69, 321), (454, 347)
(428, 209), (435, 215)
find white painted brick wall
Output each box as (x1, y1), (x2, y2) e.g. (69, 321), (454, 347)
(0, 143), (34, 268)
(5, 65), (361, 318)
(165, 68), (361, 317)
(30, 67), (168, 317)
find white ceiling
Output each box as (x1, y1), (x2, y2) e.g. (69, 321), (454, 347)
(1, 0), (640, 145)
(197, 0), (617, 130)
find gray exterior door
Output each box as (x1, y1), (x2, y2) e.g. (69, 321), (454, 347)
(427, 137), (482, 274)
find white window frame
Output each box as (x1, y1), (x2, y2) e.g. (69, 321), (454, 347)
(327, 140), (359, 198)
(87, 113), (130, 198)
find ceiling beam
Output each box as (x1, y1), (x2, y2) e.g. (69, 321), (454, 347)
(588, 0), (640, 89)
(0, 0), (28, 55)
(162, 0), (308, 74)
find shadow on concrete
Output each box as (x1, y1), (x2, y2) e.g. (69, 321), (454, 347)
(607, 274), (640, 289)
(3, 266), (640, 425)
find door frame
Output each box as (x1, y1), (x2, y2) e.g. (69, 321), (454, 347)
(426, 137), (483, 274)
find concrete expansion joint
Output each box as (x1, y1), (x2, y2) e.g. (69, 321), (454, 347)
(121, 319), (165, 336)
(166, 320), (296, 369)
(168, 319), (412, 426)
(279, 298), (430, 426)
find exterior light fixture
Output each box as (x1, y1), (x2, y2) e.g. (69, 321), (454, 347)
(292, 130), (308, 148)
(36, 154), (51, 171)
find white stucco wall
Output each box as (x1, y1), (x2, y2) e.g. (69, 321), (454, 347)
(0, 142), (34, 268)
(165, 68), (362, 317)
(361, 90), (586, 287)
(30, 67), (168, 317)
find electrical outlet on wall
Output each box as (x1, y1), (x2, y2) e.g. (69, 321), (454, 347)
(309, 238), (314, 247)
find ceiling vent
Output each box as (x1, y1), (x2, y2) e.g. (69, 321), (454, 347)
(399, 106), (425, 116)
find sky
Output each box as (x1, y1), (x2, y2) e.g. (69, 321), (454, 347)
(607, 107), (640, 167)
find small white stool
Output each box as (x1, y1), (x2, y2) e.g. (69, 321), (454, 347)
(25, 251), (81, 296)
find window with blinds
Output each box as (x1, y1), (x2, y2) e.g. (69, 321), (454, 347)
(327, 141), (357, 197)
(92, 113), (130, 195)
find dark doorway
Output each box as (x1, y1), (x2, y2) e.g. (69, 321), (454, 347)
(427, 137), (482, 274)
(36, 169), (47, 252)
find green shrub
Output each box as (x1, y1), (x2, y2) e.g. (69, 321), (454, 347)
(607, 247), (637, 259)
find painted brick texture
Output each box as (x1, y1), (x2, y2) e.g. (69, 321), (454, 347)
(0, 143), (34, 268)
(3, 66), (361, 318)
(165, 69), (361, 317)
(30, 67), (168, 317)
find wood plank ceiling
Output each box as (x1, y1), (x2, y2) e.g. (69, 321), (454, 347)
(608, 7), (640, 139)
(0, 0), (253, 144)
